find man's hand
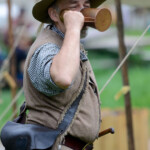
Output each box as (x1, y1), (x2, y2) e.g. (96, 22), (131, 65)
(51, 10), (83, 89)
(63, 10), (84, 32)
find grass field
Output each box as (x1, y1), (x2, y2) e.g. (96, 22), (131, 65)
(88, 50), (150, 108)
(94, 66), (150, 108)
(0, 50), (150, 129)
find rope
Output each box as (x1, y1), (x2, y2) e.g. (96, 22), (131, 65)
(0, 87), (23, 122)
(99, 24), (150, 95)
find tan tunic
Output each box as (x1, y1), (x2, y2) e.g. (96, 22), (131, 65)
(23, 28), (101, 148)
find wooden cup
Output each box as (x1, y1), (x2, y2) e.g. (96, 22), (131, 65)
(81, 8), (112, 32)
(59, 8), (112, 32)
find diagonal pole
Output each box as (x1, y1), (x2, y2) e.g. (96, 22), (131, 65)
(7, 0), (13, 50)
(115, 0), (135, 150)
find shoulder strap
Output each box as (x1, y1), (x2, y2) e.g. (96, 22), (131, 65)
(16, 70), (87, 133)
(58, 71), (87, 132)
(13, 102), (26, 124)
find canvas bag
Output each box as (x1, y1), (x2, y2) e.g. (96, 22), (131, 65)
(0, 72), (87, 150)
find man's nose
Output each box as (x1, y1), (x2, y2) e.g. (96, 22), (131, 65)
(78, 4), (84, 11)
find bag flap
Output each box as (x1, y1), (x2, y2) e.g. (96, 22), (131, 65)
(0, 121), (60, 150)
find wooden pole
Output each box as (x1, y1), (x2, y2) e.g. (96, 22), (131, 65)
(7, 0), (13, 49)
(115, 0), (135, 150)
(7, 0), (17, 118)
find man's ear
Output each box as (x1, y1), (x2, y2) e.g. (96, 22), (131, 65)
(48, 7), (59, 22)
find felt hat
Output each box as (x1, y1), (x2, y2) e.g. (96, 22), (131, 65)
(32, 0), (106, 23)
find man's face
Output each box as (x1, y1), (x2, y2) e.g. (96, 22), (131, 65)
(50, 0), (91, 35)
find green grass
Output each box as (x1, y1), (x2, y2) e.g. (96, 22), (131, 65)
(125, 29), (150, 37)
(0, 51), (150, 129)
(94, 66), (150, 108)
(142, 45), (150, 51)
(88, 51), (150, 108)
(0, 89), (24, 128)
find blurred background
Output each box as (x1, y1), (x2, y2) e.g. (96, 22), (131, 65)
(0, 0), (150, 150)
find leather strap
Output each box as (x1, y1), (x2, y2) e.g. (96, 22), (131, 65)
(58, 71), (87, 132)
(13, 102), (26, 124)
(15, 71), (87, 135)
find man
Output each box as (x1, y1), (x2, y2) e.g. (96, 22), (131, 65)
(23, 0), (106, 149)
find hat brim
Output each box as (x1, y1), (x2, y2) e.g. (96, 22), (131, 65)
(32, 0), (106, 23)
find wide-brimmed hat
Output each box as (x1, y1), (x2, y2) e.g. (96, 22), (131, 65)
(33, 0), (106, 23)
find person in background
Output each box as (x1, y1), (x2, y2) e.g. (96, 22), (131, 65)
(15, 34), (30, 87)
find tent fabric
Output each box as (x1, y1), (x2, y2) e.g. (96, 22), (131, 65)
(104, 0), (150, 8)
(1, 0), (150, 8)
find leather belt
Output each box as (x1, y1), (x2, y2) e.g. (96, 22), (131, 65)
(63, 135), (93, 150)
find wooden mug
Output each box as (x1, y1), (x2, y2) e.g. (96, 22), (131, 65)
(81, 8), (112, 32)
(60, 8), (112, 32)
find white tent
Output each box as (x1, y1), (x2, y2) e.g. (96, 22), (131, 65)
(1, 0), (150, 9)
(122, 0), (150, 8)
(103, 0), (150, 8)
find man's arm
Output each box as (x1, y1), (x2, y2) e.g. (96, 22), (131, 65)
(27, 44), (64, 96)
(50, 11), (84, 89)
